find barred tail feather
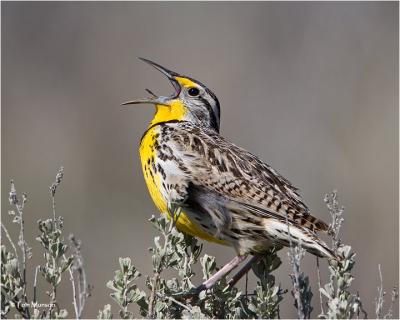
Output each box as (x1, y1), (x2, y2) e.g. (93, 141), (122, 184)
(300, 214), (330, 233)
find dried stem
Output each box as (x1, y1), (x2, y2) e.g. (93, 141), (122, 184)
(48, 166), (64, 317)
(384, 287), (398, 319)
(33, 265), (40, 303)
(245, 269), (249, 297)
(69, 235), (90, 318)
(3, 170), (88, 319)
(65, 254), (79, 319)
(148, 272), (160, 318)
(50, 166), (64, 228)
(18, 207), (27, 301)
(17, 203), (27, 296)
(148, 208), (183, 318)
(324, 190), (344, 250)
(375, 264), (385, 318)
(316, 257), (324, 315)
(156, 292), (193, 312)
(77, 260), (90, 317)
(285, 212), (305, 319)
(1, 223), (19, 266)
(8, 180), (30, 318)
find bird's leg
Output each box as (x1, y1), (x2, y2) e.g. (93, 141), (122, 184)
(175, 255), (247, 298)
(198, 255), (247, 291)
(227, 255), (263, 289)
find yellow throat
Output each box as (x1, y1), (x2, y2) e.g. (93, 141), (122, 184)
(139, 102), (226, 245)
(149, 100), (187, 126)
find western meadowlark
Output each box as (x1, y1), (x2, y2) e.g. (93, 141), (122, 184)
(123, 58), (336, 293)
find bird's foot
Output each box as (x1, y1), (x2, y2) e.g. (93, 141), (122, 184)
(172, 285), (206, 303)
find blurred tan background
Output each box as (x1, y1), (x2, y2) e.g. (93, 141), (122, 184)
(2, 2), (398, 318)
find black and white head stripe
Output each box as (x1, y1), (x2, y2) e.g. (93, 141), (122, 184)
(181, 76), (221, 132)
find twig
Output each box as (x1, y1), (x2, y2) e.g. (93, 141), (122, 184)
(8, 180), (30, 318)
(69, 235), (90, 318)
(1, 223), (19, 265)
(65, 254), (79, 319)
(78, 261), (89, 318)
(376, 264), (385, 318)
(148, 208), (183, 318)
(17, 203), (27, 302)
(324, 190), (344, 250)
(316, 257), (324, 315)
(149, 235), (169, 317)
(384, 287), (398, 319)
(50, 166), (64, 228)
(285, 213), (305, 319)
(48, 167), (64, 317)
(323, 192), (365, 319)
(356, 291), (368, 319)
(11, 297), (30, 318)
(148, 271), (160, 318)
(33, 265), (40, 303)
(245, 271), (249, 297)
(156, 292), (193, 312)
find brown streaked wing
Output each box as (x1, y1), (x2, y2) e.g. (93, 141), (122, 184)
(169, 123), (329, 233)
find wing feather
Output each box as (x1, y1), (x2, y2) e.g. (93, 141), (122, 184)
(169, 123), (329, 233)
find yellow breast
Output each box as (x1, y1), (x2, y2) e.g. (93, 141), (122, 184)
(139, 125), (226, 245)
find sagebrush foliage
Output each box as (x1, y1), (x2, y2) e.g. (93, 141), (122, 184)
(98, 214), (285, 319)
(1, 170), (398, 319)
(1, 168), (90, 319)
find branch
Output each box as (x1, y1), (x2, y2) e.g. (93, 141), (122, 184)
(285, 212), (306, 319)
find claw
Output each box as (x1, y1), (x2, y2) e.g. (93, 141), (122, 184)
(172, 287), (204, 303)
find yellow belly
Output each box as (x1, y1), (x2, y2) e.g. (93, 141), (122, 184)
(139, 126), (227, 245)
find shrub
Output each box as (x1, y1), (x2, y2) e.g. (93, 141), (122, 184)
(1, 169), (398, 319)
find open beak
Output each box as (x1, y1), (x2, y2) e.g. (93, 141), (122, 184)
(122, 58), (181, 106)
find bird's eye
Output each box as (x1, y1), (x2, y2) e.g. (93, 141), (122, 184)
(188, 87), (200, 97)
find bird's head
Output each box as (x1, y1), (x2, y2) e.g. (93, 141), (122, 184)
(123, 58), (220, 132)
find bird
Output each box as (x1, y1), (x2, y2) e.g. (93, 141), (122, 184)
(123, 58), (337, 293)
